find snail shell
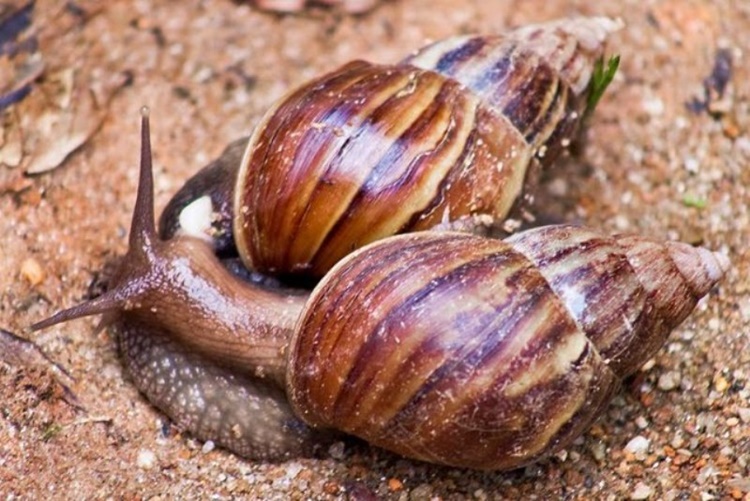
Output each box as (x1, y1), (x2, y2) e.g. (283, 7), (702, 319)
(288, 228), (728, 470)
(161, 17), (622, 279)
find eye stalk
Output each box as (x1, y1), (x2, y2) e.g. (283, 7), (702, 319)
(32, 108), (307, 387)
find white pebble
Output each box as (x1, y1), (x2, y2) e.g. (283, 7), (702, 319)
(614, 214), (630, 231)
(284, 461), (304, 479)
(738, 408), (750, 424)
(684, 156), (700, 173)
(137, 449), (157, 469)
(642, 95), (664, 116)
(631, 482), (653, 500)
(657, 371), (681, 391)
(202, 440), (215, 454)
(624, 435), (650, 460)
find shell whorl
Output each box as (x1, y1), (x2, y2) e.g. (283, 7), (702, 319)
(287, 227), (726, 470)
(404, 16), (623, 151)
(505, 226), (728, 378)
(233, 18), (620, 278)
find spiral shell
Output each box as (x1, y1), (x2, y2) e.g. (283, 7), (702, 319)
(232, 17), (622, 278)
(287, 226), (727, 470)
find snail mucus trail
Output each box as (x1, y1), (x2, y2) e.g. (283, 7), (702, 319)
(31, 109), (729, 470)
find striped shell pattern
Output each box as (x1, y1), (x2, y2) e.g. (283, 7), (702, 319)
(287, 226), (728, 470)
(233, 17), (622, 278)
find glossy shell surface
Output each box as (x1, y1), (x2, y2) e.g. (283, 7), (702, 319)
(287, 227), (727, 469)
(233, 18), (621, 278)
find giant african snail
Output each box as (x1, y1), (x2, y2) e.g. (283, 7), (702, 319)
(33, 113), (727, 470)
(159, 16), (623, 279)
(31, 18), (728, 470)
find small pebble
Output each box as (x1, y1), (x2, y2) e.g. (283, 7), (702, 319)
(283, 461), (303, 480)
(409, 483), (433, 501)
(642, 95), (664, 116)
(201, 440), (215, 454)
(328, 441), (345, 460)
(625, 436), (650, 460)
(657, 371), (681, 391)
(737, 408), (750, 424)
(136, 449), (156, 469)
(640, 359), (656, 372)
(20, 257), (45, 286)
(590, 442), (606, 462)
(684, 156), (700, 173)
(720, 446), (735, 457)
(631, 482), (653, 500)
(714, 375), (730, 393)
(387, 478), (404, 492)
(635, 416), (649, 429)
(625, 435), (651, 457)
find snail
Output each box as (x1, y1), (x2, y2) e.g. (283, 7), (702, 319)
(158, 17), (623, 279)
(32, 109), (728, 470)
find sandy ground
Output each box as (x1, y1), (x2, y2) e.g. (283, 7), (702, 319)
(1, 0), (748, 498)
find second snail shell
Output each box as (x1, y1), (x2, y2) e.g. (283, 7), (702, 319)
(161, 16), (623, 278)
(288, 227), (727, 470)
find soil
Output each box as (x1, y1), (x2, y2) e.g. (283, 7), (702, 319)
(1, 0), (748, 499)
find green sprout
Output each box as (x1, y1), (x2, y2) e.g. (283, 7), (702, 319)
(42, 423), (63, 441)
(586, 55), (620, 116)
(682, 194), (707, 210)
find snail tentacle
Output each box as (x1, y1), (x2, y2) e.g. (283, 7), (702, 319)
(34, 109), (304, 386)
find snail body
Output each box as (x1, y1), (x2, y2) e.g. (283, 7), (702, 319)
(34, 109), (729, 470)
(161, 17), (622, 279)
